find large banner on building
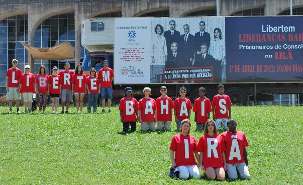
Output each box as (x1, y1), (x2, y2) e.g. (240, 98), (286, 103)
(114, 17), (225, 84)
(226, 16), (303, 82)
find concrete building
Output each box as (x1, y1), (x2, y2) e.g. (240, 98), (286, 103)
(0, 0), (303, 105)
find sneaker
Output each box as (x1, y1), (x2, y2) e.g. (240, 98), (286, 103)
(108, 109), (111, 113)
(61, 110), (64, 114)
(65, 111), (69, 114)
(52, 111), (56, 114)
(101, 109), (105, 113)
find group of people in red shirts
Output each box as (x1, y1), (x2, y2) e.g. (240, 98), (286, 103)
(6, 59), (114, 114)
(119, 84), (250, 181)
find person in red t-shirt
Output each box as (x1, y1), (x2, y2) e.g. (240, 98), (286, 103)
(155, 86), (174, 131)
(169, 119), (200, 180)
(48, 66), (60, 113)
(20, 65), (36, 113)
(197, 120), (225, 180)
(174, 86), (192, 131)
(36, 65), (48, 113)
(73, 65), (86, 113)
(98, 60), (114, 113)
(59, 62), (74, 114)
(221, 120), (250, 180)
(119, 87), (138, 134)
(86, 68), (99, 113)
(212, 84), (232, 131)
(6, 59), (23, 113)
(138, 87), (156, 132)
(193, 87), (212, 132)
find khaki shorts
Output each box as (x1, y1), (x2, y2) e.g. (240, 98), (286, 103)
(22, 93), (33, 102)
(7, 87), (21, 101)
(157, 121), (171, 131)
(141, 122), (156, 131)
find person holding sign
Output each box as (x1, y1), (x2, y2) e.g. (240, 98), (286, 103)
(197, 120), (225, 180)
(48, 66), (60, 113)
(169, 119), (200, 180)
(20, 65), (36, 113)
(86, 68), (99, 113)
(212, 84), (232, 131)
(174, 87), (192, 131)
(193, 87), (212, 132)
(36, 65), (48, 113)
(73, 65), (86, 113)
(138, 87), (156, 132)
(221, 120), (250, 180)
(155, 86), (174, 131)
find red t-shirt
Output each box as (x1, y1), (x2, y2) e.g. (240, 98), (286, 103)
(156, 95), (174, 122)
(119, 97), (138, 122)
(36, 74), (48, 94)
(59, 70), (74, 90)
(193, 97), (212, 124)
(48, 75), (60, 95)
(20, 73), (36, 93)
(98, 67), (114, 88)
(73, 74), (86, 93)
(174, 97), (192, 121)
(86, 76), (99, 94)
(138, 97), (156, 122)
(212, 94), (232, 119)
(221, 131), (249, 164)
(197, 134), (224, 168)
(170, 134), (197, 167)
(6, 67), (23, 88)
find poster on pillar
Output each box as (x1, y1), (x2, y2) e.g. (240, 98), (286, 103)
(226, 16), (303, 82)
(114, 17), (225, 84)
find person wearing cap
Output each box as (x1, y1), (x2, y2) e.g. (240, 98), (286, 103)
(20, 64), (36, 113)
(97, 60), (114, 113)
(48, 66), (60, 113)
(174, 86), (192, 131)
(221, 120), (250, 180)
(155, 86), (174, 131)
(169, 119), (200, 180)
(72, 65), (86, 113)
(6, 59), (23, 113)
(138, 87), (156, 132)
(86, 67), (100, 113)
(36, 65), (48, 113)
(119, 87), (138, 134)
(59, 62), (74, 114)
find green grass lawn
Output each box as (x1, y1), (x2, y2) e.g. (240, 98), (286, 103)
(0, 106), (302, 185)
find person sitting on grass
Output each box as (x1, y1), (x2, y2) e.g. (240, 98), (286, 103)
(86, 68), (99, 113)
(20, 65), (36, 113)
(221, 120), (251, 181)
(197, 120), (225, 181)
(174, 86), (192, 132)
(138, 87), (156, 132)
(48, 66), (60, 114)
(169, 119), (200, 180)
(119, 87), (138, 134)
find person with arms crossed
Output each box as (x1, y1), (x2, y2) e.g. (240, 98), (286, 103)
(138, 87), (156, 132)
(48, 66), (60, 113)
(174, 86), (192, 132)
(86, 68), (99, 113)
(59, 62), (74, 114)
(20, 65), (36, 113)
(169, 119), (200, 180)
(119, 87), (138, 134)
(98, 60), (114, 113)
(193, 87), (212, 132)
(73, 65), (86, 113)
(221, 120), (250, 180)
(6, 59), (22, 113)
(155, 86), (174, 132)
(36, 65), (48, 113)
(212, 84), (232, 132)
(197, 120), (225, 180)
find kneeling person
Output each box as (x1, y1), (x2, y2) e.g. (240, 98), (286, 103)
(156, 86), (174, 131)
(138, 87), (156, 132)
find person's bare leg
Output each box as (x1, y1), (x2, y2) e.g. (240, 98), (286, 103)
(101, 99), (106, 112)
(80, 94), (84, 112)
(8, 100), (13, 112)
(75, 94), (79, 112)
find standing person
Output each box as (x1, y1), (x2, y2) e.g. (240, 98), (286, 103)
(20, 65), (36, 113)
(73, 65), (86, 113)
(221, 120), (251, 180)
(197, 120), (225, 180)
(36, 65), (48, 113)
(193, 87), (212, 132)
(212, 84), (232, 131)
(194, 21), (210, 51)
(59, 62), (74, 114)
(86, 68), (99, 113)
(155, 86), (174, 131)
(164, 19), (180, 55)
(48, 66), (60, 113)
(169, 119), (200, 180)
(138, 87), (156, 132)
(119, 87), (138, 134)
(180, 24), (195, 66)
(6, 59), (23, 113)
(174, 87), (192, 132)
(98, 60), (114, 113)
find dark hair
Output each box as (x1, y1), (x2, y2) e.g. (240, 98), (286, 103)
(183, 24), (190, 29)
(169, 20), (176, 25)
(214, 27), (222, 40)
(90, 67), (97, 77)
(154, 24), (164, 35)
(217, 84), (224, 90)
(75, 65), (83, 75)
(199, 86), (206, 93)
(227, 119), (237, 127)
(204, 119), (217, 135)
(200, 42), (209, 49)
(171, 42), (178, 47)
(39, 65), (46, 75)
(199, 21), (205, 26)
(179, 86), (187, 92)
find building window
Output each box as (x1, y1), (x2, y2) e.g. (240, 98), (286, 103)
(91, 21), (104, 32)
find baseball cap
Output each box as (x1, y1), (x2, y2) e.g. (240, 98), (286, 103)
(125, 87), (133, 92)
(52, 66), (58, 70)
(25, 64), (30, 69)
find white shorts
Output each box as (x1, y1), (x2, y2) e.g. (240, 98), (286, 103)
(7, 87), (21, 101)
(141, 122), (156, 131)
(157, 121), (171, 131)
(22, 93), (33, 102)
(226, 163), (250, 180)
(175, 165), (200, 180)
